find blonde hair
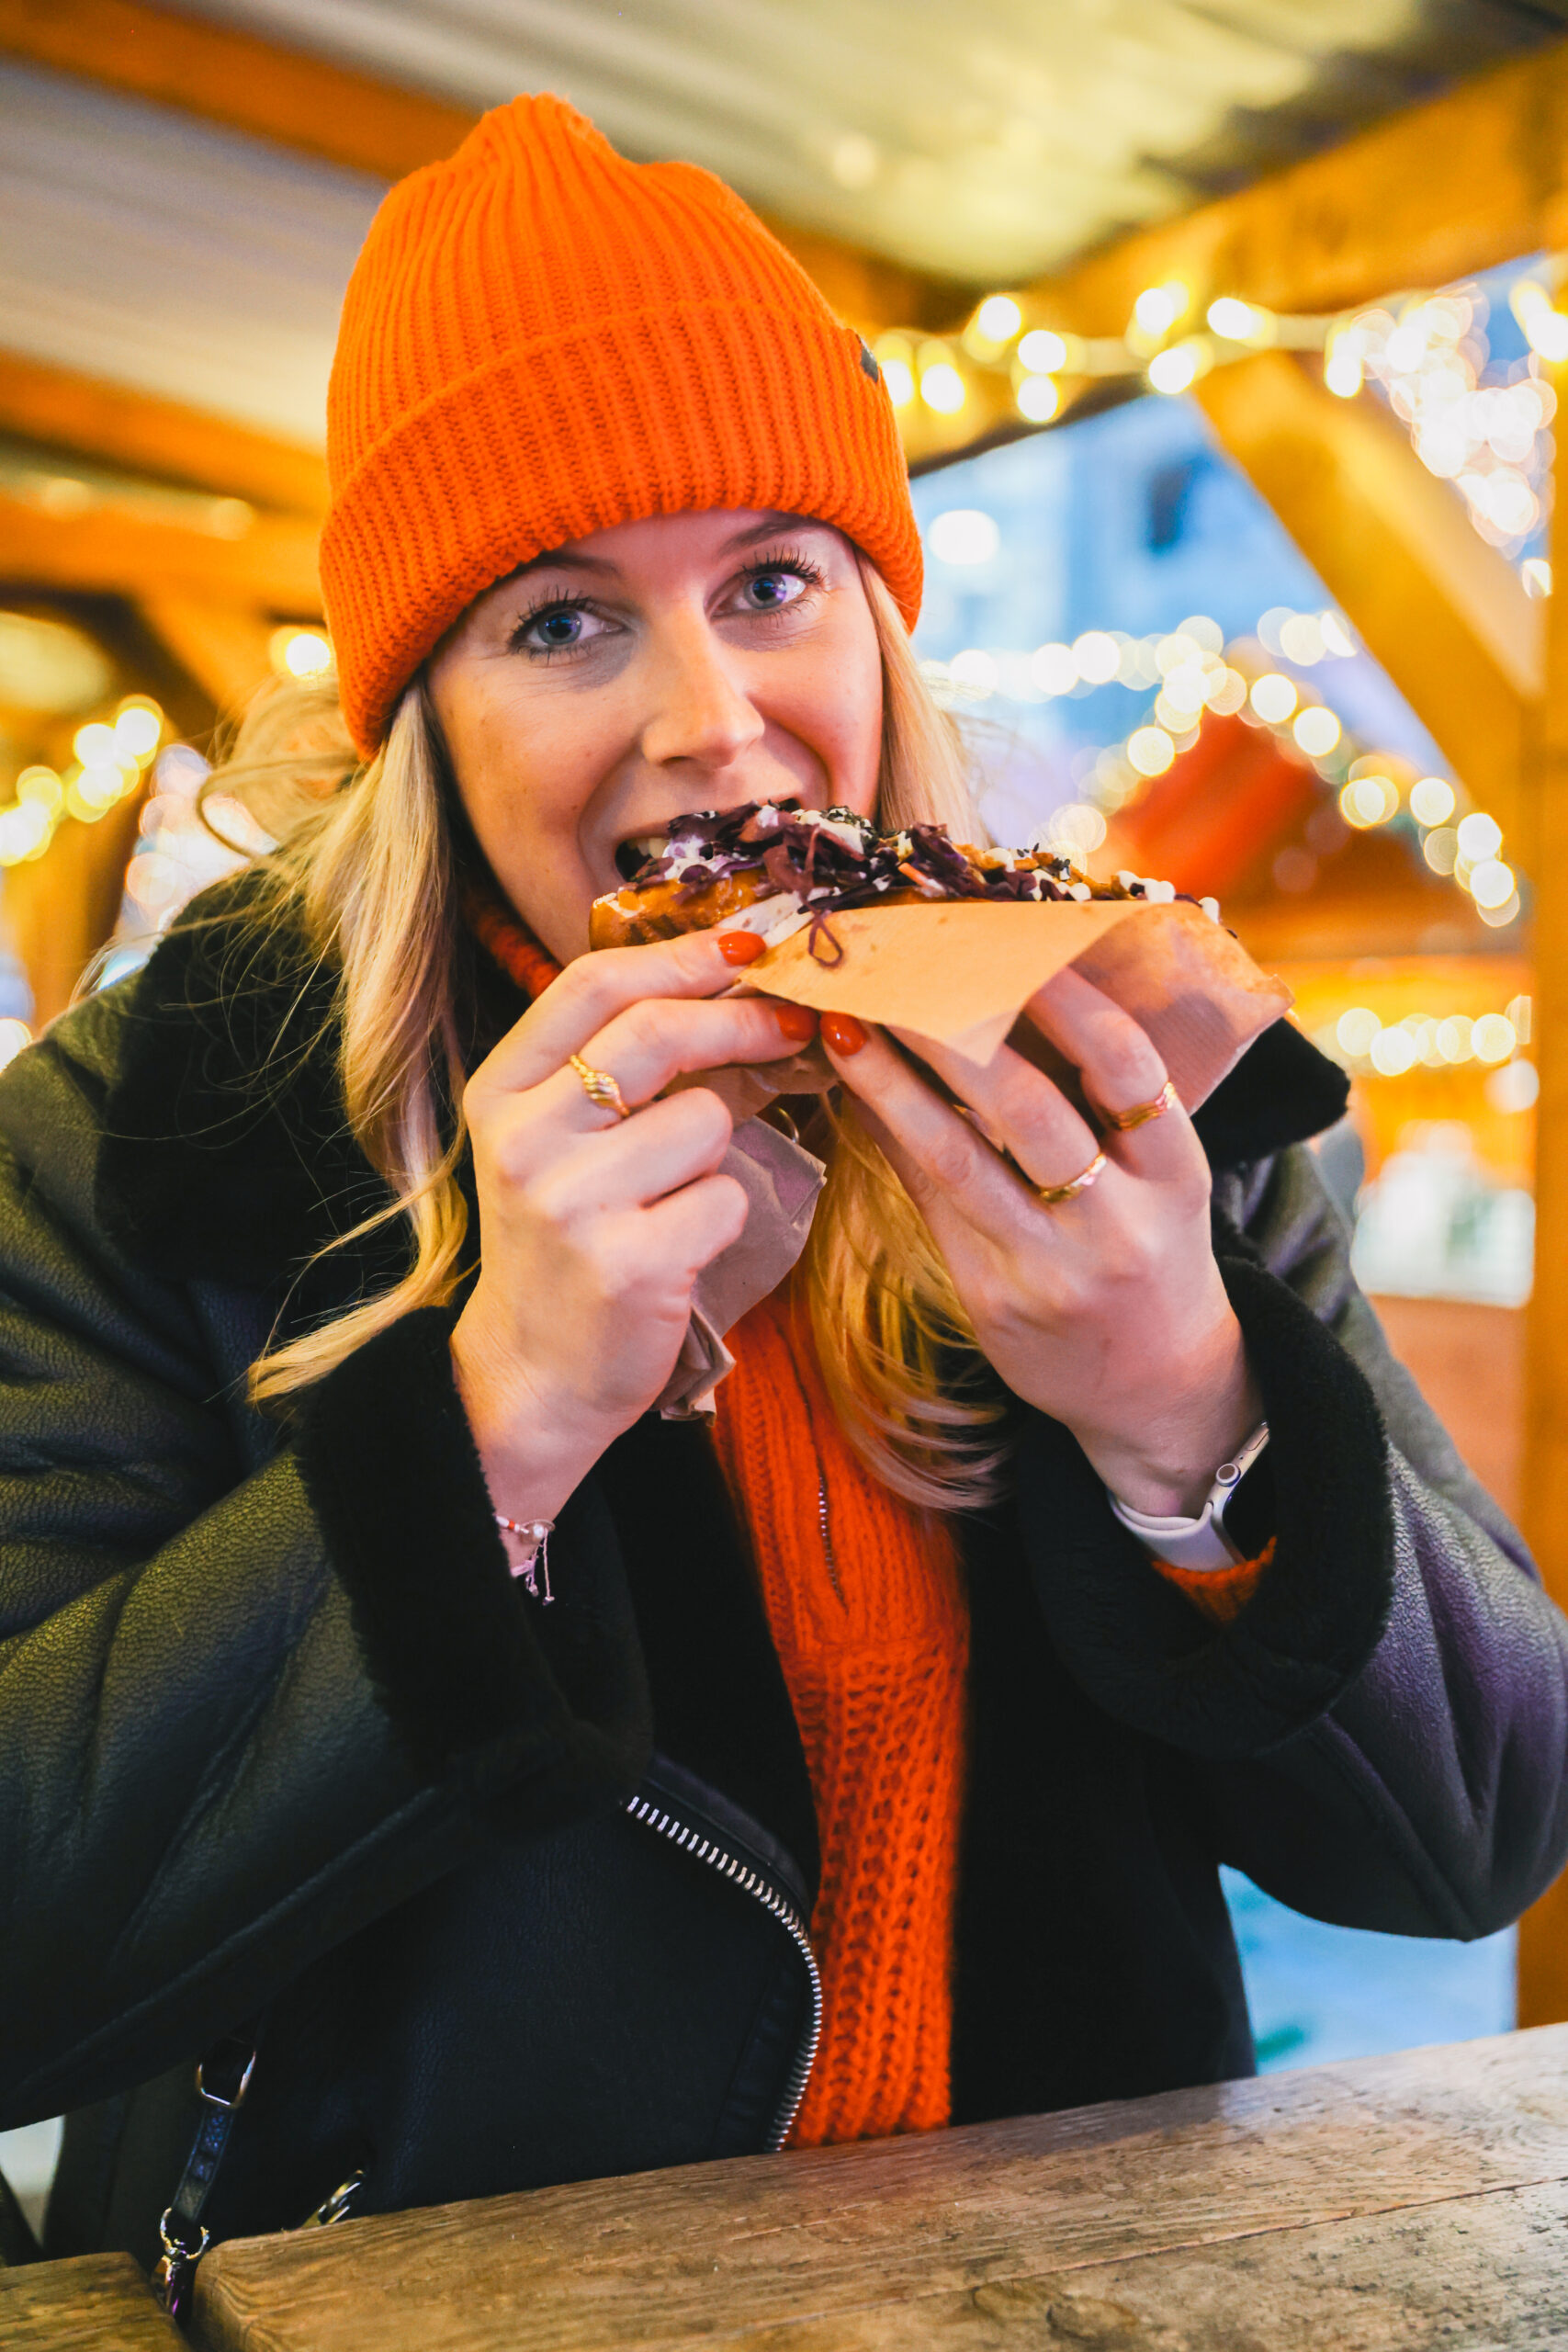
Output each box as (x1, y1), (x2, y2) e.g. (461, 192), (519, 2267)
(215, 560), (1010, 1508)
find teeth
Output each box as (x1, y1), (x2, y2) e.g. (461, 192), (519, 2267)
(630, 833), (668, 862)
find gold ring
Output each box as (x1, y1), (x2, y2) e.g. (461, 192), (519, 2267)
(569, 1053), (631, 1121)
(1099, 1078), (1179, 1133)
(1036, 1149), (1107, 1206)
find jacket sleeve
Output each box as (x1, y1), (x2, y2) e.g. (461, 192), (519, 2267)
(1017, 1138), (1568, 1940)
(0, 1031), (651, 2130)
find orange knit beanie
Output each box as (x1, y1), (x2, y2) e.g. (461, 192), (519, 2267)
(321, 95), (922, 754)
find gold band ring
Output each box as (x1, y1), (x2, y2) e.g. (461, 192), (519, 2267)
(569, 1052), (631, 1121)
(1036, 1149), (1107, 1207)
(1099, 1078), (1179, 1133)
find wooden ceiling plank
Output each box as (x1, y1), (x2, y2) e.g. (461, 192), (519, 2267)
(0, 0), (474, 183)
(0, 351), (328, 515)
(139, 593), (276, 718)
(1026, 43), (1568, 335)
(0, 486), (321, 612)
(1194, 351), (1532, 846)
(0, 0), (968, 334)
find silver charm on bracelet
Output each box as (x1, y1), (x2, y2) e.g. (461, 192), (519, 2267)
(495, 1513), (555, 1602)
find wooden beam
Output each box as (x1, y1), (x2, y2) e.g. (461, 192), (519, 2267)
(0, 487), (321, 614)
(0, 0), (473, 183)
(139, 594), (276, 718)
(1027, 43), (1568, 335)
(0, 351), (327, 515)
(0, 0), (964, 336)
(1518, 391), (1568, 2030)
(1195, 351), (1535, 846)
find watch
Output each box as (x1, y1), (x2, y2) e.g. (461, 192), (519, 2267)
(1108, 1419), (1271, 1571)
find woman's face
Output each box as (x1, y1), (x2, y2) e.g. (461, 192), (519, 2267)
(427, 509), (885, 965)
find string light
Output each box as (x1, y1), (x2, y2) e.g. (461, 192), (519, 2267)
(928, 509), (999, 565)
(269, 628), (333, 680)
(1133, 282), (1190, 340)
(918, 591), (1512, 924)
(1147, 341), (1207, 395)
(1017, 329), (1067, 374)
(1030, 642), (1078, 695)
(1206, 298), (1274, 345)
(1248, 673), (1297, 723)
(1293, 706), (1341, 756)
(1071, 629), (1121, 684)
(919, 359), (966, 414)
(1015, 374), (1060, 423)
(1456, 810), (1503, 862)
(1410, 776), (1456, 825)
(1127, 725), (1176, 775)
(1335, 1005), (1524, 1075)
(1340, 775), (1399, 828)
(0, 698), (163, 866)
(974, 294), (1022, 345)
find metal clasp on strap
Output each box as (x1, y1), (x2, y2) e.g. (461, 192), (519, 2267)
(196, 2046), (257, 2111)
(152, 2212), (211, 2322)
(302, 2169), (366, 2229)
(151, 2030), (260, 2319)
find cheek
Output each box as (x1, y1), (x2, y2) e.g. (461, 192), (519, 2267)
(430, 673), (606, 954)
(776, 603), (884, 811)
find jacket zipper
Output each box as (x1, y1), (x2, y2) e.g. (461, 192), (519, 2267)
(622, 1792), (822, 2151)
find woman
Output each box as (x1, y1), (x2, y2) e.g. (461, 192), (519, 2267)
(3, 96), (1565, 2287)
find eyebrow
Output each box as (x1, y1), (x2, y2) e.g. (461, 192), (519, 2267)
(506, 512), (827, 585)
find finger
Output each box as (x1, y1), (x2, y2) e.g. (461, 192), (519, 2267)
(481, 929), (767, 1091)
(613, 1170), (751, 1280)
(578, 995), (818, 1114)
(885, 1023), (1100, 1198)
(824, 1019), (1103, 1244)
(479, 993), (815, 1137)
(1021, 967), (1195, 1177)
(523, 1088), (736, 1212)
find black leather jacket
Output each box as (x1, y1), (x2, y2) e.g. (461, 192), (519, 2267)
(2, 891), (1565, 2271)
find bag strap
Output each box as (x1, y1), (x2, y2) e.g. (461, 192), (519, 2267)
(151, 2024), (260, 2321)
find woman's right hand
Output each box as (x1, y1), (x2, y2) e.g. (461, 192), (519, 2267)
(449, 928), (815, 1527)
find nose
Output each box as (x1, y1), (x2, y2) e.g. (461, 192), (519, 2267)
(638, 609), (764, 777)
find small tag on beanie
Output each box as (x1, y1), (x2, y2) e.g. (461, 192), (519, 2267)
(858, 336), (880, 381)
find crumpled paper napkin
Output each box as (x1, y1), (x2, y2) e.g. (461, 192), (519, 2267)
(655, 1114), (826, 1419)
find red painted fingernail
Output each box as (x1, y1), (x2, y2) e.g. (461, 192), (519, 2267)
(774, 1002), (818, 1043)
(718, 930), (766, 966)
(822, 1012), (867, 1055)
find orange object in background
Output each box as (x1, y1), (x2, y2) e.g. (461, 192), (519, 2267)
(1112, 713), (1318, 899)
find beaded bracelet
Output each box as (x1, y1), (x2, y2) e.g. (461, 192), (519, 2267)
(495, 1513), (555, 1603)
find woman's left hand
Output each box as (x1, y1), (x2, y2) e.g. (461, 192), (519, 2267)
(820, 967), (1261, 1518)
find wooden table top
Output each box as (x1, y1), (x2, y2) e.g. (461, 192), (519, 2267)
(0, 2249), (181, 2349)
(128, 2026), (1568, 2347)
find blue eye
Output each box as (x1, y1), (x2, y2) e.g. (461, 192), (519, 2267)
(744, 570), (806, 610)
(530, 608), (583, 647)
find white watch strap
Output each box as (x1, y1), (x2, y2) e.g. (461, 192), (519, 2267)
(1109, 1420), (1269, 1572)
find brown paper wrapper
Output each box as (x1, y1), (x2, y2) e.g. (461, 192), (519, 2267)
(735, 898), (1290, 1109)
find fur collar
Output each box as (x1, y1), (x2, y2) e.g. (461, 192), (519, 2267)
(96, 876), (1348, 1295)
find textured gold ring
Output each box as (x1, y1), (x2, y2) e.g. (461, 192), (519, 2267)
(569, 1052), (631, 1121)
(1099, 1078), (1179, 1132)
(1036, 1149), (1107, 1207)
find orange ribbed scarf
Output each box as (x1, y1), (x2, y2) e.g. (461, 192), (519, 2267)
(712, 1292), (969, 2147)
